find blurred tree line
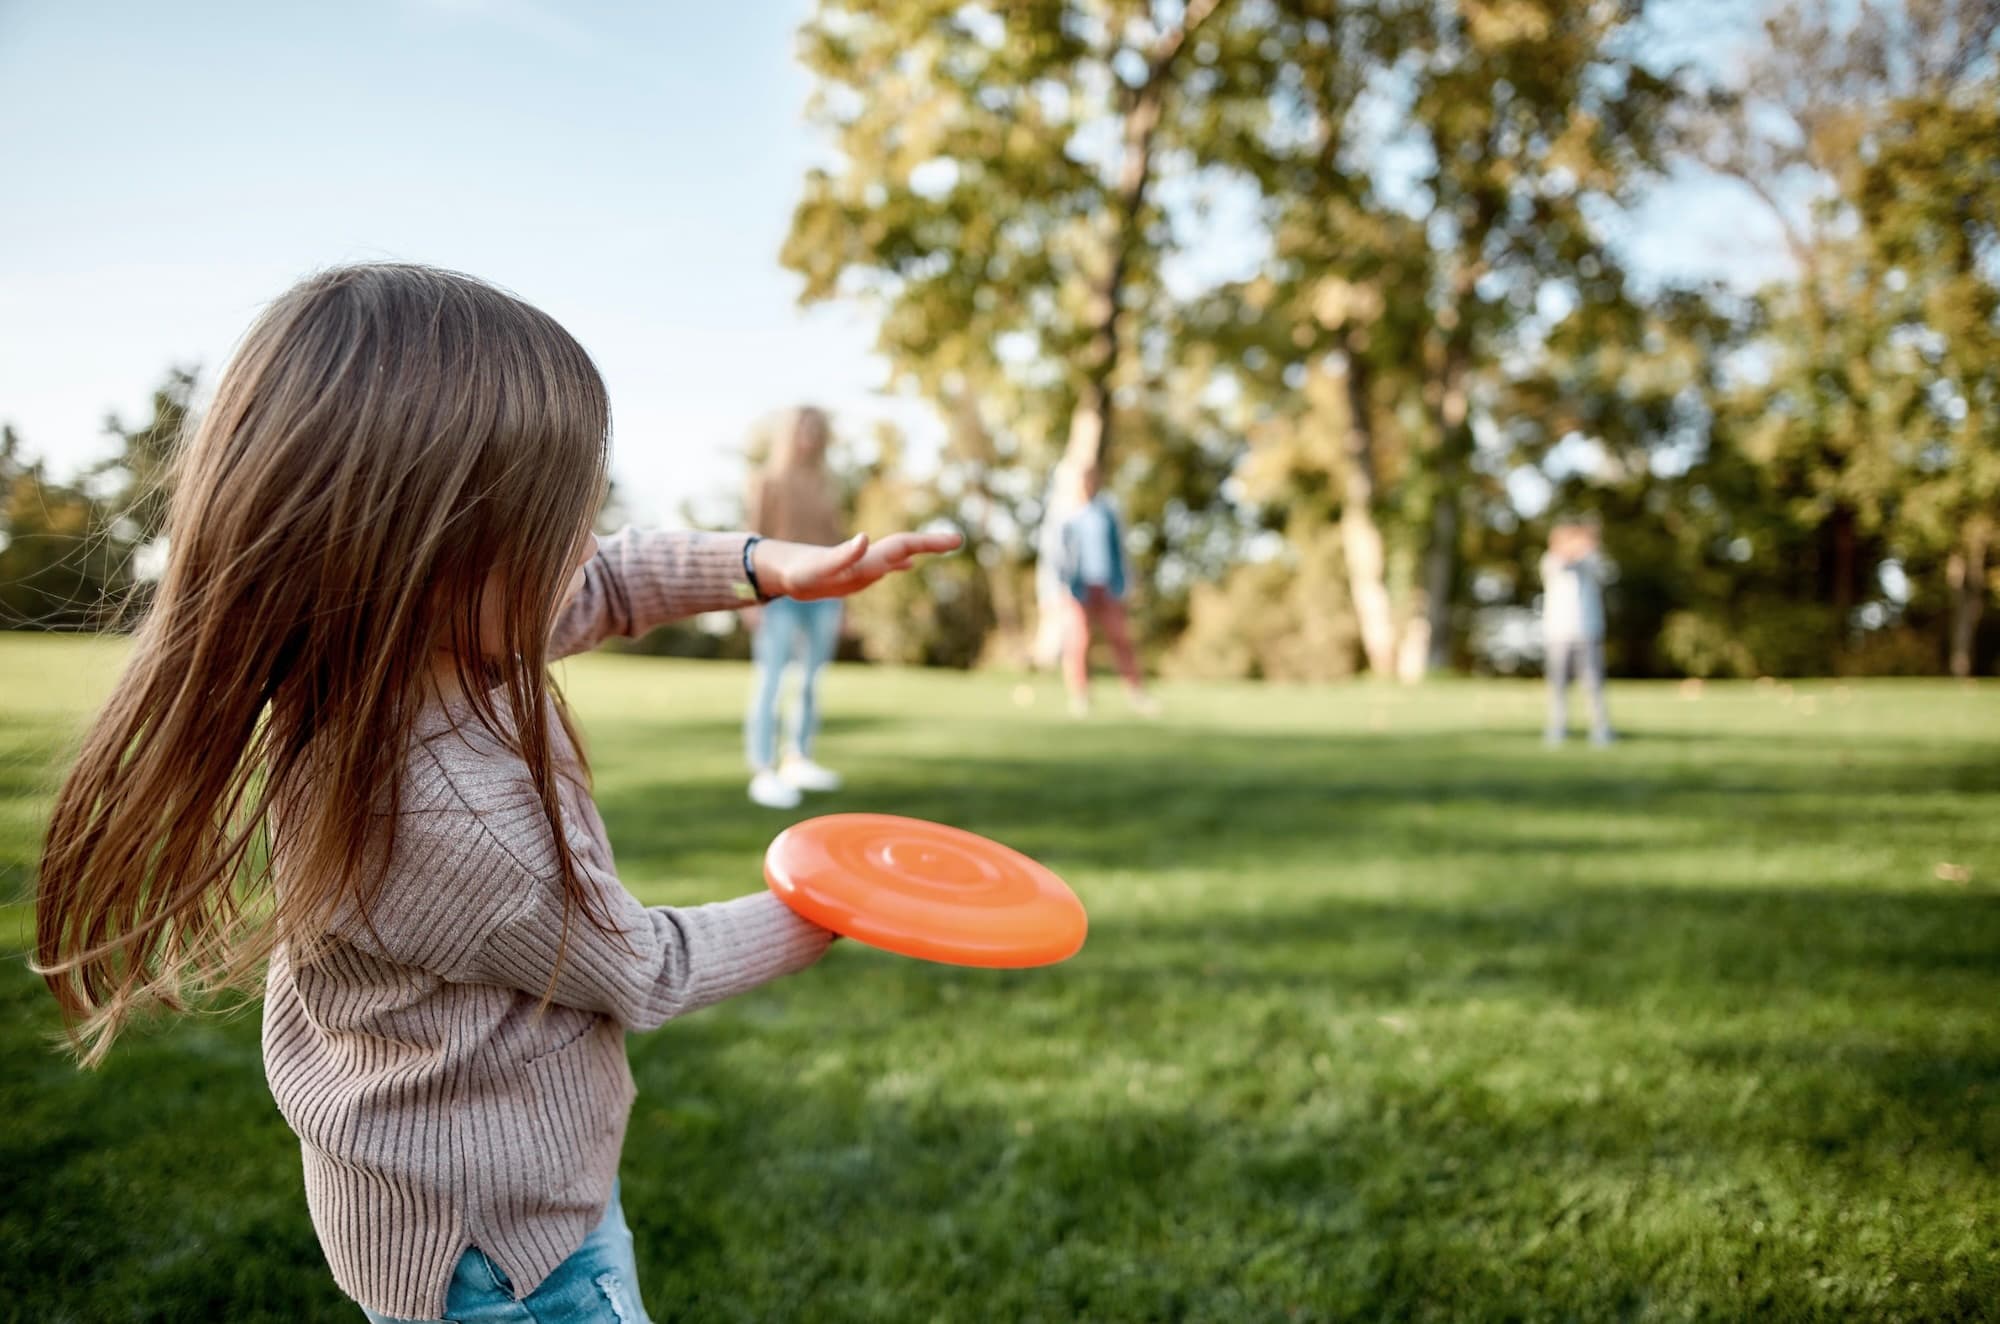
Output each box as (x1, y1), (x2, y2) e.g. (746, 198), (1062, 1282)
(0, 370), (185, 630)
(5, 1), (1993, 679)
(784, 0), (2000, 679)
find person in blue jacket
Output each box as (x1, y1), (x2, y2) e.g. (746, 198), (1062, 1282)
(1052, 459), (1156, 717)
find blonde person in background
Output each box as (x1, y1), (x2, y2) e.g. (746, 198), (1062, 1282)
(1541, 519), (1615, 746)
(742, 407), (852, 808)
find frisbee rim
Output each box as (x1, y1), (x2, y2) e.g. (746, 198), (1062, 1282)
(764, 813), (1086, 968)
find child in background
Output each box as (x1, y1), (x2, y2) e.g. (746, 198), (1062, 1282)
(33, 264), (958, 1323)
(1541, 519), (1615, 746)
(743, 406), (848, 809)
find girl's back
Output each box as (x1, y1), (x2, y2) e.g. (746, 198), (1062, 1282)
(30, 265), (960, 1320)
(264, 557), (826, 1311)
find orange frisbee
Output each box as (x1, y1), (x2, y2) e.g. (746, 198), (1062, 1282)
(764, 814), (1086, 968)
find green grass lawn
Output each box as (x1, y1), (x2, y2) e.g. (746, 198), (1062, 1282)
(2, 632), (1996, 1322)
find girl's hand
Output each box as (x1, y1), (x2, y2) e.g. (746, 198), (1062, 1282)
(755, 530), (964, 602)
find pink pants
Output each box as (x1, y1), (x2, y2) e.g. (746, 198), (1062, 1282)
(1063, 586), (1143, 693)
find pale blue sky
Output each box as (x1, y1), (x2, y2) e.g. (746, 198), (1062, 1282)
(1, 0), (1781, 525)
(1, 0), (906, 523)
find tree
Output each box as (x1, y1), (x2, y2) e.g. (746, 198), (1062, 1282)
(784, 0), (1280, 661)
(1858, 89), (2000, 675)
(97, 365), (193, 559)
(2, 369), (195, 631)
(1691, 0), (2000, 674)
(1199, 0), (1685, 678)
(0, 425), (118, 629)
(782, 0), (1992, 679)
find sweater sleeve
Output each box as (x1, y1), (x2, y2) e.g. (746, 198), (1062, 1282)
(549, 527), (756, 660)
(458, 881), (832, 1030)
(351, 745), (832, 1029)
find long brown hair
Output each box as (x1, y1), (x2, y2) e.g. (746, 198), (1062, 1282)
(748, 406), (843, 546)
(36, 263), (615, 1064)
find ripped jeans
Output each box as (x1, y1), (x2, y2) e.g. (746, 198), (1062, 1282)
(360, 1182), (648, 1323)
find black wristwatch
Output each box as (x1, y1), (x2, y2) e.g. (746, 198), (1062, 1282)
(741, 535), (772, 602)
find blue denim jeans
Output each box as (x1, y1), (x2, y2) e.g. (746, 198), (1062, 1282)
(745, 596), (843, 769)
(360, 1183), (649, 1323)
(1546, 635), (1612, 743)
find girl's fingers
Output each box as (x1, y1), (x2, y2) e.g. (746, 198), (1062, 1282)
(786, 529), (958, 598)
(874, 530), (963, 563)
(804, 535), (868, 587)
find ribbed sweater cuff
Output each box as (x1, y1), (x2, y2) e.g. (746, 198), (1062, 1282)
(682, 891), (835, 1007)
(607, 528), (756, 631)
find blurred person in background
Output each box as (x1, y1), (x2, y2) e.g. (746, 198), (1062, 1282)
(1052, 459), (1156, 718)
(744, 407), (848, 807)
(1541, 519), (1614, 746)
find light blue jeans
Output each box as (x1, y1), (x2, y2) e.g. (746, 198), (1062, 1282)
(360, 1183), (649, 1323)
(1546, 635), (1612, 743)
(746, 596), (843, 769)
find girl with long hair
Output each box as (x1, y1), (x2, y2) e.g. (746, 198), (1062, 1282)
(33, 263), (957, 1322)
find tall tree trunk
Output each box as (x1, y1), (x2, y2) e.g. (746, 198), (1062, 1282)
(1060, 87), (1162, 474)
(1948, 517), (1991, 679)
(1393, 615), (1432, 684)
(1060, 0), (1223, 475)
(1828, 506), (1858, 625)
(1416, 348), (1472, 678)
(1419, 475), (1459, 674)
(1337, 349), (1397, 677)
(1409, 182), (1490, 682)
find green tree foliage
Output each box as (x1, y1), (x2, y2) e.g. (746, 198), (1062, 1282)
(1, 425), (115, 629)
(784, 0), (1273, 660)
(787, 0), (1692, 679)
(1, 370), (193, 630)
(1163, 0), (1686, 677)
(1672, 0), (2000, 676)
(1857, 84), (2000, 675)
(97, 366), (192, 555)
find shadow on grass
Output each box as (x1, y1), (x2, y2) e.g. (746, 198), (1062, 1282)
(4, 903), (1992, 1323)
(609, 1003), (1998, 1322)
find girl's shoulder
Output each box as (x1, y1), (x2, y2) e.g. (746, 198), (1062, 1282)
(400, 710), (560, 867)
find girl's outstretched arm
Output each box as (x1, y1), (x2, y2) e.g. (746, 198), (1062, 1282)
(350, 745), (832, 1028)
(548, 529), (754, 659)
(549, 527), (962, 658)
(464, 868), (831, 1030)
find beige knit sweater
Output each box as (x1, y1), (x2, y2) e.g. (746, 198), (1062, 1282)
(261, 529), (832, 1319)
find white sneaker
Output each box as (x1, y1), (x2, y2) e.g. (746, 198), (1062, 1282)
(748, 769), (802, 810)
(780, 755), (843, 793)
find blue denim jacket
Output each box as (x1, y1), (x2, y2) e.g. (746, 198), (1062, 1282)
(1058, 496), (1128, 600)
